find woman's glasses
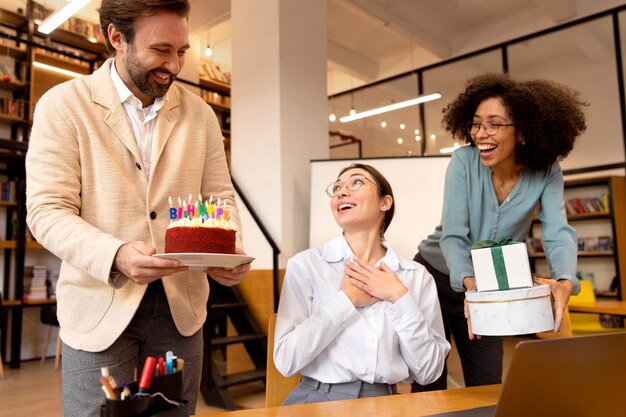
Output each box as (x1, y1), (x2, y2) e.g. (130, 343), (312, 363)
(325, 175), (380, 197)
(466, 121), (515, 136)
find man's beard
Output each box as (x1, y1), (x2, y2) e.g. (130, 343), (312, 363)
(125, 49), (176, 98)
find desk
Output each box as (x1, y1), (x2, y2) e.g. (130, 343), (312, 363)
(194, 384), (501, 417)
(568, 301), (626, 316)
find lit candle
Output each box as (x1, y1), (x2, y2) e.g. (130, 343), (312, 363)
(168, 196), (176, 222)
(199, 199), (208, 220)
(177, 197), (183, 220)
(216, 198), (223, 219)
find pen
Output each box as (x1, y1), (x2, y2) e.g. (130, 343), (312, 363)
(138, 356), (156, 394)
(165, 351), (174, 374)
(120, 385), (131, 400)
(101, 376), (118, 400)
(101, 367), (118, 393)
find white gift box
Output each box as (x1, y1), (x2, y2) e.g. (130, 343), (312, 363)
(471, 242), (533, 292)
(466, 284), (554, 336)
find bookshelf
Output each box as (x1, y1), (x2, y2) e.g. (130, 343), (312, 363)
(0, 3), (107, 368)
(529, 176), (626, 300)
(198, 76), (231, 163)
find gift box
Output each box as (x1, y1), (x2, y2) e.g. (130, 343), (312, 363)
(470, 240), (533, 292)
(466, 284), (554, 336)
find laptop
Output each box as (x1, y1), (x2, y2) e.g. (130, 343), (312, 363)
(427, 332), (626, 417)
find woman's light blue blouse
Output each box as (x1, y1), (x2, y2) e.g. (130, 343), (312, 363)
(418, 146), (579, 294)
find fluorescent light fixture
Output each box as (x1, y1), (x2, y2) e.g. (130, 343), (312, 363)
(339, 93), (441, 123)
(33, 61), (85, 78)
(38, 0), (92, 35)
(440, 143), (465, 154)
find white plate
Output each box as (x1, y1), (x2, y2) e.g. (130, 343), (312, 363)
(153, 253), (254, 269)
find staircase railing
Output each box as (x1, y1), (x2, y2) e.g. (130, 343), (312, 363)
(231, 178), (281, 312)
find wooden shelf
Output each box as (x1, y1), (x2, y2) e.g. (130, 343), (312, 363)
(0, 240), (44, 249)
(22, 298), (56, 306)
(0, 112), (26, 124)
(0, 43), (27, 59)
(199, 76), (230, 94)
(33, 51), (91, 75)
(43, 27), (107, 55)
(0, 8), (26, 29)
(0, 200), (17, 206)
(0, 79), (27, 91)
(207, 101), (230, 112)
(530, 251), (614, 258)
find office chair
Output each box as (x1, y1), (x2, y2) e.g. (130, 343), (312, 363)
(40, 305), (61, 370)
(569, 280), (624, 335)
(265, 313), (300, 407)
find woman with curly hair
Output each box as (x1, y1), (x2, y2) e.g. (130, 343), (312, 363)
(412, 73), (587, 392)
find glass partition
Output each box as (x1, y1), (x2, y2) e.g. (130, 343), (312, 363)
(330, 7), (626, 176)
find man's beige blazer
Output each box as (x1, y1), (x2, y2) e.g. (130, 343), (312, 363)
(26, 59), (243, 352)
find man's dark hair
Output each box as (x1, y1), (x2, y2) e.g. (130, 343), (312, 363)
(98, 0), (190, 55)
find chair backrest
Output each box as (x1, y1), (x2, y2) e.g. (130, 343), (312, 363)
(569, 280), (596, 305)
(265, 313), (301, 407)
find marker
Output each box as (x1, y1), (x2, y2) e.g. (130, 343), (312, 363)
(175, 357), (185, 372)
(157, 357), (165, 376)
(165, 351), (174, 374)
(138, 356), (156, 394)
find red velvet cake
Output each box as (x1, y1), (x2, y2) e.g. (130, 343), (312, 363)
(165, 226), (236, 254)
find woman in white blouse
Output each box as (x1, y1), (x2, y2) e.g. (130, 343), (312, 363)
(274, 163), (450, 405)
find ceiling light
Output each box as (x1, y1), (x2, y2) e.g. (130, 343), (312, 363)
(400, 123), (405, 129)
(397, 138), (403, 144)
(37, 0), (91, 35)
(204, 44), (213, 57)
(339, 93), (441, 123)
(440, 142), (464, 154)
(329, 113), (336, 122)
(381, 121), (387, 128)
(349, 107), (356, 116)
(415, 135), (421, 141)
(414, 129), (420, 134)
(430, 134), (437, 140)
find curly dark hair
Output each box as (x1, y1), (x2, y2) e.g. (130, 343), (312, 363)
(98, 0), (190, 55)
(338, 163), (395, 235)
(442, 73), (587, 170)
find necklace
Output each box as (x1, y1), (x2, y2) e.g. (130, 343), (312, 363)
(492, 174), (514, 203)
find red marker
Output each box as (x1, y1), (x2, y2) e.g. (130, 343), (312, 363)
(138, 356), (156, 394)
(157, 357), (165, 376)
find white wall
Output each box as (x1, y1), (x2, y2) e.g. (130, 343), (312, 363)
(309, 157), (449, 260)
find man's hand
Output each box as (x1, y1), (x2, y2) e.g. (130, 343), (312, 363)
(206, 248), (251, 286)
(114, 241), (188, 285)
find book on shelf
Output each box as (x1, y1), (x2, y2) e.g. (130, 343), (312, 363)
(199, 62), (232, 85)
(565, 195), (608, 215)
(23, 265), (48, 301)
(597, 236), (611, 252)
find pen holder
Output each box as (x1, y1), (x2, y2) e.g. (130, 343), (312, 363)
(100, 371), (189, 417)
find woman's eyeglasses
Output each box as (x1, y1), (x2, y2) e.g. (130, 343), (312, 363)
(467, 121), (515, 136)
(325, 175), (380, 197)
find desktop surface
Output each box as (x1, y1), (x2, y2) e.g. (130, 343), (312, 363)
(193, 385), (500, 417)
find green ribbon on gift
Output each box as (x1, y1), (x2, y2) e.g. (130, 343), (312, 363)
(471, 237), (518, 290)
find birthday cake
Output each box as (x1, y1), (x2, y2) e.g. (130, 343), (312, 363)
(165, 196), (236, 254)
